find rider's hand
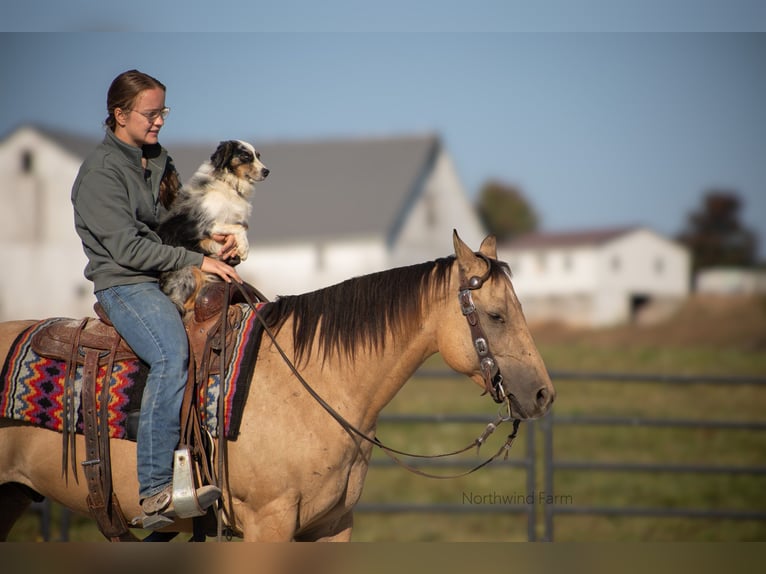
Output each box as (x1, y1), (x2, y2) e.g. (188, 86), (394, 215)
(201, 256), (242, 284)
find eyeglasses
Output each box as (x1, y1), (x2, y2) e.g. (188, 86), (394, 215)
(130, 107), (170, 122)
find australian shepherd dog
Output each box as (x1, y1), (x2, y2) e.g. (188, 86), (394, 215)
(157, 140), (269, 312)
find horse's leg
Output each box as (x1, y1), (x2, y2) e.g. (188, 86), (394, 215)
(0, 483), (40, 541)
(234, 491), (300, 542)
(321, 512), (353, 542)
(297, 511), (354, 542)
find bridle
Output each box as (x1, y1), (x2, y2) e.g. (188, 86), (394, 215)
(458, 252), (508, 404)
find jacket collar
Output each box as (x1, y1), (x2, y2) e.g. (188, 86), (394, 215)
(103, 129), (167, 170)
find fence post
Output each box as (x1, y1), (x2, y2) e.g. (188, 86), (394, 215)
(542, 411), (555, 541)
(526, 419), (536, 541)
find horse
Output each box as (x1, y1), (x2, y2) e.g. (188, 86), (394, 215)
(0, 231), (554, 541)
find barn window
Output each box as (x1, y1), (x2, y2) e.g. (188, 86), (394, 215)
(75, 284), (90, 299)
(536, 253), (547, 272)
(315, 243), (325, 271)
(21, 149), (34, 174)
(562, 253), (573, 272)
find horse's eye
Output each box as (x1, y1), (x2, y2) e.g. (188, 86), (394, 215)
(488, 312), (505, 323)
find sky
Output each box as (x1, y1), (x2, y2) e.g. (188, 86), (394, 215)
(1, 2), (765, 256)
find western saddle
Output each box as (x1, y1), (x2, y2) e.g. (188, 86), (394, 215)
(29, 281), (264, 541)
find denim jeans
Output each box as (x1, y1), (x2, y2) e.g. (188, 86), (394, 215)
(96, 282), (188, 500)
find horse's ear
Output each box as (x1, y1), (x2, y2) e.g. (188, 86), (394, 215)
(479, 235), (497, 259)
(453, 230), (485, 276)
(453, 229), (471, 259)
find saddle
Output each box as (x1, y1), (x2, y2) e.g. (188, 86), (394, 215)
(29, 281), (265, 541)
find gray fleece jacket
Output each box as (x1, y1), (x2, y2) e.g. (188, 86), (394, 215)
(71, 129), (203, 293)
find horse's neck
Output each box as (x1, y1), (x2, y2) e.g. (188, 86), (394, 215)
(349, 286), (451, 429)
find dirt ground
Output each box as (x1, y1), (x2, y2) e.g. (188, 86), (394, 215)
(529, 294), (766, 351)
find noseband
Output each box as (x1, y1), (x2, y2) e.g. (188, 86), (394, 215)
(459, 253), (508, 404)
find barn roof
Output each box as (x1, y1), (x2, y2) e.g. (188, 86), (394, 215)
(174, 135), (441, 244)
(33, 125), (441, 244)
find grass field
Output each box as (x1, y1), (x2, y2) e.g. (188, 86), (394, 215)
(8, 295), (766, 541)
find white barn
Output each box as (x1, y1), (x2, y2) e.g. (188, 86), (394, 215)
(499, 227), (691, 327)
(0, 125), (485, 321)
(695, 267), (766, 295)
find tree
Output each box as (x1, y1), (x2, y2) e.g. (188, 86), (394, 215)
(677, 190), (758, 271)
(476, 180), (539, 241)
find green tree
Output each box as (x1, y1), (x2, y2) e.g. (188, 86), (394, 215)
(476, 180), (538, 241)
(677, 190), (758, 271)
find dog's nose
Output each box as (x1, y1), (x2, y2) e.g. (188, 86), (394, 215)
(262, 168), (270, 178)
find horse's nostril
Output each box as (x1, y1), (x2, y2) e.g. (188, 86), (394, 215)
(536, 386), (551, 408)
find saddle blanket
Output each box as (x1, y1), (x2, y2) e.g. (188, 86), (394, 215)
(0, 303), (263, 440)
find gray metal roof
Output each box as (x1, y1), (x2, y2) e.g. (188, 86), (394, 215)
(35, 125), (103, 161)
(231, 135), (438, 244)
(35, 125), (440, 244)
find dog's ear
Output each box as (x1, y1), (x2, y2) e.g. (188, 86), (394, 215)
(210, 140), (237, 171)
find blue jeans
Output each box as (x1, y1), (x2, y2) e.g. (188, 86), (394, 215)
(96, 282), (188, 500)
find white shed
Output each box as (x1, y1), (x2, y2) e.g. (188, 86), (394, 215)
(695, 268), (766, 295)
(499, 227), (691, 327)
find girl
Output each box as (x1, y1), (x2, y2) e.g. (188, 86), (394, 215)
(72, 69), (238, 529)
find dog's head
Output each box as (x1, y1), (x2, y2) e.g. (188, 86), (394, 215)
(210, 140), (270, 185)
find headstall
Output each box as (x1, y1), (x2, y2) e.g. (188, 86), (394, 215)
(458, 253), (508, 404)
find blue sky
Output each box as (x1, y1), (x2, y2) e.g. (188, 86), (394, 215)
(1, 3), (765, 256)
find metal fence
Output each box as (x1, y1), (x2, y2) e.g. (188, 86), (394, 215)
(25, 499), (70, 542)
(357, 412), (541, 541)
(539, 371), (766, 541)
(22, 370), (766, 541)
(357, 370), (766, 541)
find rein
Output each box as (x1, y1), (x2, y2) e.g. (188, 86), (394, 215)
(225, 254), (522, 480)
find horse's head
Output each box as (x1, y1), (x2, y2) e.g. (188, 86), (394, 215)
(438, 231), (555, 420)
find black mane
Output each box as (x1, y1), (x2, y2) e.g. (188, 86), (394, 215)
(258, 254), (509, 365)
(259, 257), (455, 365)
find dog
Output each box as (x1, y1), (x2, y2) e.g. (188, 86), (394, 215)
(157, 139), (269, 312)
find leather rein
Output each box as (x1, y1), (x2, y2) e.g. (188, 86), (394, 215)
(228, 253), (521, 480)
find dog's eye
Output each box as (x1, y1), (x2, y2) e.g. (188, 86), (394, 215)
(239, 151), (254, 162)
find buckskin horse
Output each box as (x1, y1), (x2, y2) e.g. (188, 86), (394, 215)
(0, 231), (554, 541)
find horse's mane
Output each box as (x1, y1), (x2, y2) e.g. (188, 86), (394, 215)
(259, 256), (455, 365)
(259, 254), (510, 365)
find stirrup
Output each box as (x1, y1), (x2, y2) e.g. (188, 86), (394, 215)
(132, 448), (220, 530)
(171, 448), (210, 519)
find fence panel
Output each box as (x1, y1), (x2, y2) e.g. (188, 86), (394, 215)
(356, 414), (539, 541)
(540, 372), (766, 541)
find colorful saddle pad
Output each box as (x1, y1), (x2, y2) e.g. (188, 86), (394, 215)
(0, 303), (263, 440)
